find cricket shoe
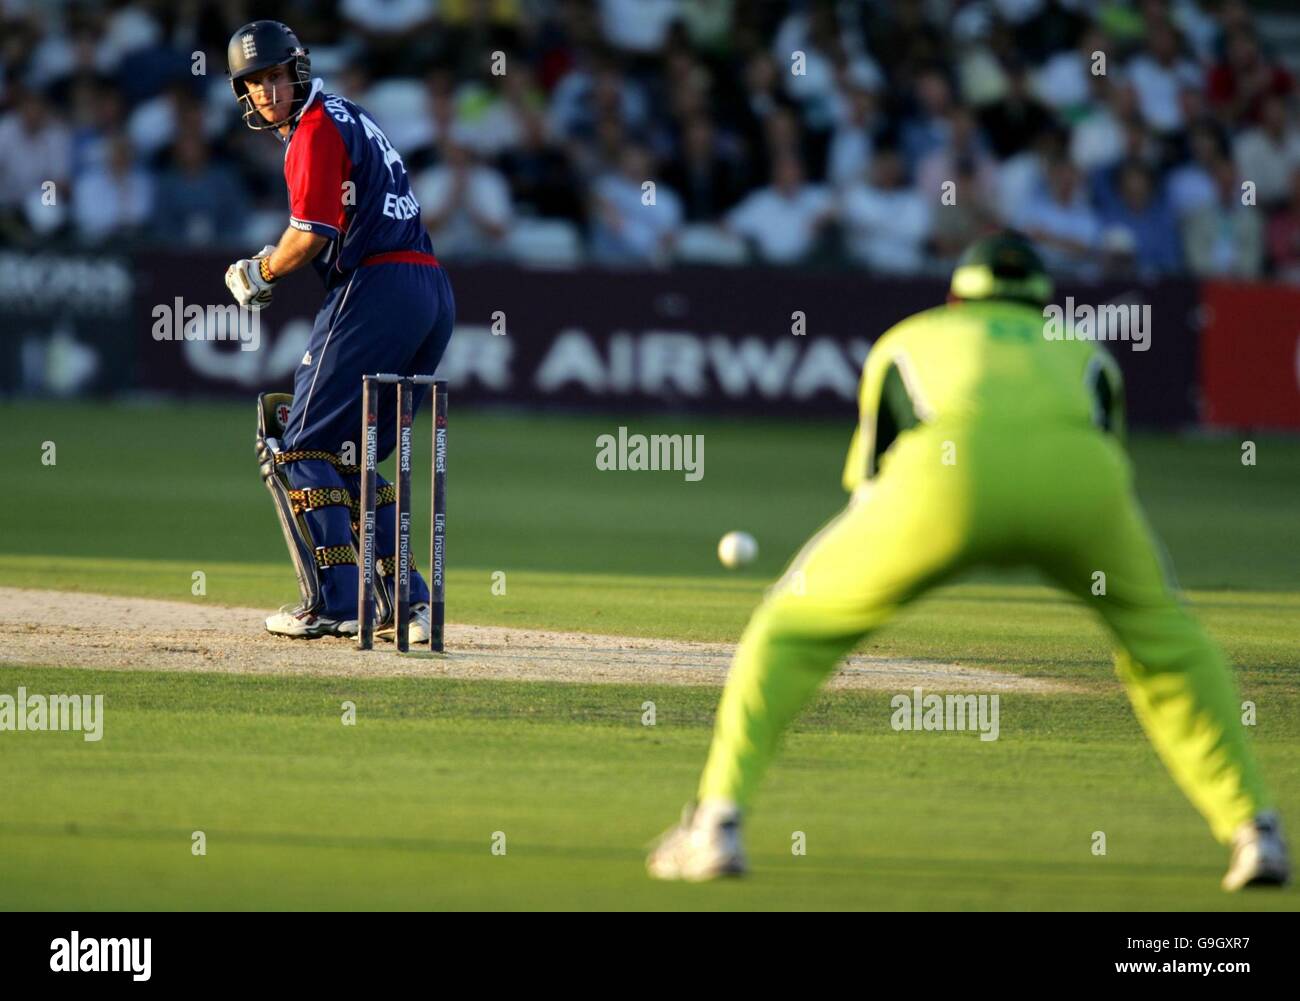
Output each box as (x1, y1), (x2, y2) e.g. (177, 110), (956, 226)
(265, 605), (358, 640)
(646, 801), (747, 882)
(376, 602), (432, 644)
(1222, 811), (1291, 891)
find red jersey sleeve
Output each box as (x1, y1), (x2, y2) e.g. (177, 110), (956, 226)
(284, 111), (351, 239)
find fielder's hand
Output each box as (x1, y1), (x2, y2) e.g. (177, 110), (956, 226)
(225, 256), (277, 310)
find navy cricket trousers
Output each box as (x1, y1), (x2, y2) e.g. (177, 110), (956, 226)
(282, 257), (455, 618)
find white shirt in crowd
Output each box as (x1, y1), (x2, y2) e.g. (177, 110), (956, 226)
(841, 184), (932, 273)
(1014, 190), (1103, 278)
(73, 165), (153, 241)
(1070, 105), (1127, 171)
(599, 0), (680, 53)
(0, 113), (70, 208)
(591, 172), (683, 262)
(827, 125), (874, 189)
(772, 12), (881, 109)
(1034, 50), (1094, 111)
(727, 184), (832, 264)
(415, 162), (514, 258)
(1167, 163), (1218, 218)
(341, 0), (436, 33)
(1234, 127), (1300, 205)
(1125, 54), (1202, 133)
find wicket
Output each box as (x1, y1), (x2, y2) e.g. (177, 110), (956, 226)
(357, 374), (447, 653)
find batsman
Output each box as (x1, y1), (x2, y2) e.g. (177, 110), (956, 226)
(224, 20), (455, 640)
(648, 232), (1290, 892)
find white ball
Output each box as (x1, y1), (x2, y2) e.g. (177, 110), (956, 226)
(717, 530), (758, 569)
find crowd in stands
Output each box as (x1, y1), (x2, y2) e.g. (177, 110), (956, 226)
(4, 0), (1300, 281)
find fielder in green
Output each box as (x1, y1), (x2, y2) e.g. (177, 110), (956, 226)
(647, 232), (1290, 891)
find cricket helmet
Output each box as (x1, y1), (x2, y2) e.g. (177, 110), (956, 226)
(227, 20), (311, 131)
(949, 230), (1054, 307)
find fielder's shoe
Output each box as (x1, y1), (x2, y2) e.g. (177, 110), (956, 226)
(265, 605), (358, 640)
(1222, 811), (1290, 891)
(646, 800), (747, 882)
(376, 602), (432, 644)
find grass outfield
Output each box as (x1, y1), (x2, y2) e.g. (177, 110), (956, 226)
(5, 402), (1299, 597)
(1, 402), (1297, 909)
(0, 669), (1294, 911)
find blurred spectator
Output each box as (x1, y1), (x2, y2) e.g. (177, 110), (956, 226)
(415, 137), (514, 261)
(442, 0), (524, 32)
(760, 106), (804, 177)
(343, 0), (437, 34)
(403, 69), (461, 165)
(916, 106), (998, 206)
(930, 153), (999, 265)
(841, 147), (931, 273)
(1035, 26), (1110, 121)
(659, 45), (714, 135)
(997, 126), (1065, 225)
(1172, 0), (1221, 64)
(599, 0), (680, 54)
(589, 146), (683, 266)
(1014, 154), (1102, 278)
(351, 71), (438, 159)
(455, 69), (541, 159)
(734, 51), (793, 168)
(114, 36), (193, 110)
(1012, 0), (1091, 65)
(1175, 80), (1210, 150)
(1093, 160), (1182, 277)
(36, 20), (108, 97)
(550, 55), (650, 142)
(662, 116), (747, 221)
(867, 0), (946, 84)
(342, 0), (439, 75)
(497, 107), (585, 223)
(67, 78), (125, 177)
(97, 2), (163, 72)
(8, 0), (1300, 279)
(1182, 156), (1264, 278)
(1208, 27), (1295, 127)
(680, 0), (738, 55)
(0, 88), (71, 235)
(977, 60), (1055, 160)
(1232, 94), (1300, 210)
(72, 132), (153, 243)
(725, 154), (832, 265)
(1168, 121), (1227, 219)
(153, 134), (247, 246)
(128, 82), (217, 161)
(900, 68), (955, 172)
(1266, 166), (1300, 283)
(774, 2), (878, 132)
(1071, 80), (1141, 172)
(1125, 21), (1201, 135)
(571, 113), (630, 182)
(826, 82), (880, 188)
(440, 0), (525, 77)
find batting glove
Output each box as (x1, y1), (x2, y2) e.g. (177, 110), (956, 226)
(225, 256), (277, 310)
